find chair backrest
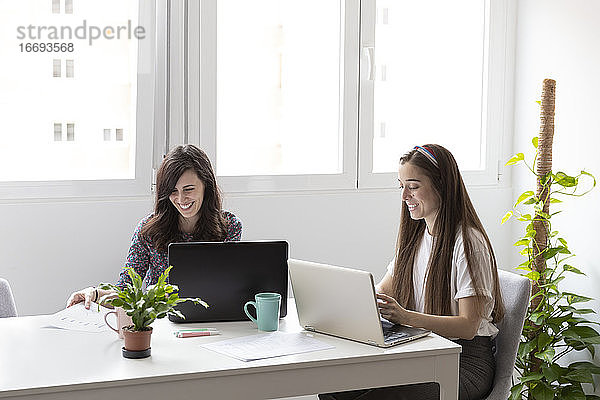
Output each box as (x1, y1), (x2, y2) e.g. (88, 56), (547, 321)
(0, 278), (17, 318)
(484, 269), (530, 400)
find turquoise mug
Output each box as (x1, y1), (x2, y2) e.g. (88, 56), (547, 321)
(243, 292), (281, 332)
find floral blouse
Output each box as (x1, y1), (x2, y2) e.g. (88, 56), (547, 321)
(116, 211), (242, 288)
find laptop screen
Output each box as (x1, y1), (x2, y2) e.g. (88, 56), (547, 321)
(168, 241), (288, 323)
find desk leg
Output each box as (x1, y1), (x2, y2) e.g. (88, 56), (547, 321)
(435, 353), (460, 400)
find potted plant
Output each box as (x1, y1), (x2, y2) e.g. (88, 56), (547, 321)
(502, 79), (600, 399)
(98, 265), (208, 359)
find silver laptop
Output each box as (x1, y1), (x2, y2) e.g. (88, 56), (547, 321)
(288, 259), (431, 348)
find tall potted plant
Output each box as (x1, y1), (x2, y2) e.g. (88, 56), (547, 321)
(502, 79), (600, 399)
(98, 265), (208, 359)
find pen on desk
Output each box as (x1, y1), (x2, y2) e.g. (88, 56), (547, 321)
(172, 328), (218, 336)
(175, 330), (221, 338)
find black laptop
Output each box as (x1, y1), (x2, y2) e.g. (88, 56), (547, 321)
(168, 241), (288, 323)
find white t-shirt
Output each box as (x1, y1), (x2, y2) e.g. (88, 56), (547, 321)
(387, 228), (498, 337)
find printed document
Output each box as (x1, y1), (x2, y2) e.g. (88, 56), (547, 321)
(45, 303), (111, 333)
(200, 331), (334, 361)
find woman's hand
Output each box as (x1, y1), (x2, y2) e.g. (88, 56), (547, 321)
(376, 293), (411, 325)
(66, 287), (97, 309)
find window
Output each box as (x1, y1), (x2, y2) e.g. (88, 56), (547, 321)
(184, 0), (512, 193)
(216, 0), (344, 177)
(358, 0), (508, 188)
(52, 59), (61, 77)
(65, 59), (74, 78)
(0, 0), (157, 198)
(66, 123), (74, 141)
(116, 128), (124, 141)
(195, 0), (359, 192)
(54, 123), (62, 141)
(104, 128), (111, 141)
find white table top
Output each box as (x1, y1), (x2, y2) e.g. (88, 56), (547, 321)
(0, 300), (461, 399)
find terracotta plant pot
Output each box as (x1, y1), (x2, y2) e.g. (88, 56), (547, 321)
(122, 327), (153, 358)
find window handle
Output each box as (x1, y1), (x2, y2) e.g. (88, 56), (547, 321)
(363, 46), (375, 81)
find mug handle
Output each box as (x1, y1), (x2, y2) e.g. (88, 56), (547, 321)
(244, 301), (258, 325)
(104, 310), (119, 334)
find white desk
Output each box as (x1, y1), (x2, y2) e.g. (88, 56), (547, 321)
(0, 301), (461, 400)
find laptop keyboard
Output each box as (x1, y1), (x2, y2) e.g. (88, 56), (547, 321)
(384, 330), (409, 340)
(382, 320), (411, 343)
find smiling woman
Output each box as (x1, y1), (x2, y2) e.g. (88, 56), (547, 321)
(66, 145), (242, 309)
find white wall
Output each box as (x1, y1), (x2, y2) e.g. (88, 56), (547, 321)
(513, 0), (600, 389)
(2, 185), (512, 316)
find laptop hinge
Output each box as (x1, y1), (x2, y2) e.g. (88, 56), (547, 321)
(304, 325), (315, 332)
(367, 340), (378, 346)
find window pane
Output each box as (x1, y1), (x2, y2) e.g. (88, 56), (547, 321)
(54, 123), (62, 141)
(372, 0), (485, 173)
(65, 59), (74, 78)
(0, 0), (139, 181)
(66, 123), (75, 141)
(53, 59), (61, 77)
(216, 0), (343, 176)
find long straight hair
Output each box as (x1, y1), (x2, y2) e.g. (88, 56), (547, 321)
(141, 145), (227, 252)
(392, 144), (504, 323)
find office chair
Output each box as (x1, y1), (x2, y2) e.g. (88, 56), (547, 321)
(0, 278), (17, 317)
(484, 269), (530, 400)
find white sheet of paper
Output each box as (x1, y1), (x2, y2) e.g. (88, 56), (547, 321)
(45, 303), (111, 333)
(200, 331), (334, 362)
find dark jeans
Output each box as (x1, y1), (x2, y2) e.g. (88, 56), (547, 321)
(319, 336), (495, 400)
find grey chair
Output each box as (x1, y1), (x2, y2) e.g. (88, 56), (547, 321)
(0, 278), (17, 317)
(484, 269), (530, 400)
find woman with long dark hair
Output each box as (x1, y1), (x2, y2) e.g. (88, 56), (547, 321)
(67, 144), (241, 307)
(321, 144), (504, 400)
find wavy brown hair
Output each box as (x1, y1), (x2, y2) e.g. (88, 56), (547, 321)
(141, 145), (228, 252)
(392, 144), (504, 323)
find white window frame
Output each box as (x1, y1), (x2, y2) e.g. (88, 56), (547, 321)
(190, 0), (360, 193)
(165, 0), (514, 194)
(358, 0), (515, 189)
(0, 1), (159, 200)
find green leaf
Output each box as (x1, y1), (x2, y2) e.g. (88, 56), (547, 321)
(570, 361), (600, 375)
(502, 211), (513, 224)
(561, 385), (587, 400)
(509, 383), (524, 400)
(531, 382), (555, 400)
(532, 137), (539, 148)
(514, 238), (530, 246)
(565, 369), (594, 383)
(534, 347), (555, 363)
(506, 153), (525, 166)
(544, 247), (564, 260)
(516, 191), (535, 206)
(524, 197), (538, 205)
(518, 214), (533, 221)
(519, 339), (537, 359)
(537, 332), (552, 350)
(526, 271), (541, 281)
(520, 372), (544, 383)
(554, 171), (578, 187)
(542, 363), (567, 383)
(563, 265), (585, 275)
(564, 293), (593, 304)
(563, 326), (600, 344)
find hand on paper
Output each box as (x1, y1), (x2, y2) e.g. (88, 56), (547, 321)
(66, 287), (95, 309)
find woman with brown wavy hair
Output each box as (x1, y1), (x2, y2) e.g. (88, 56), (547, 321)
(67, 144), (241, 308)
(321, 144), (504, 400)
